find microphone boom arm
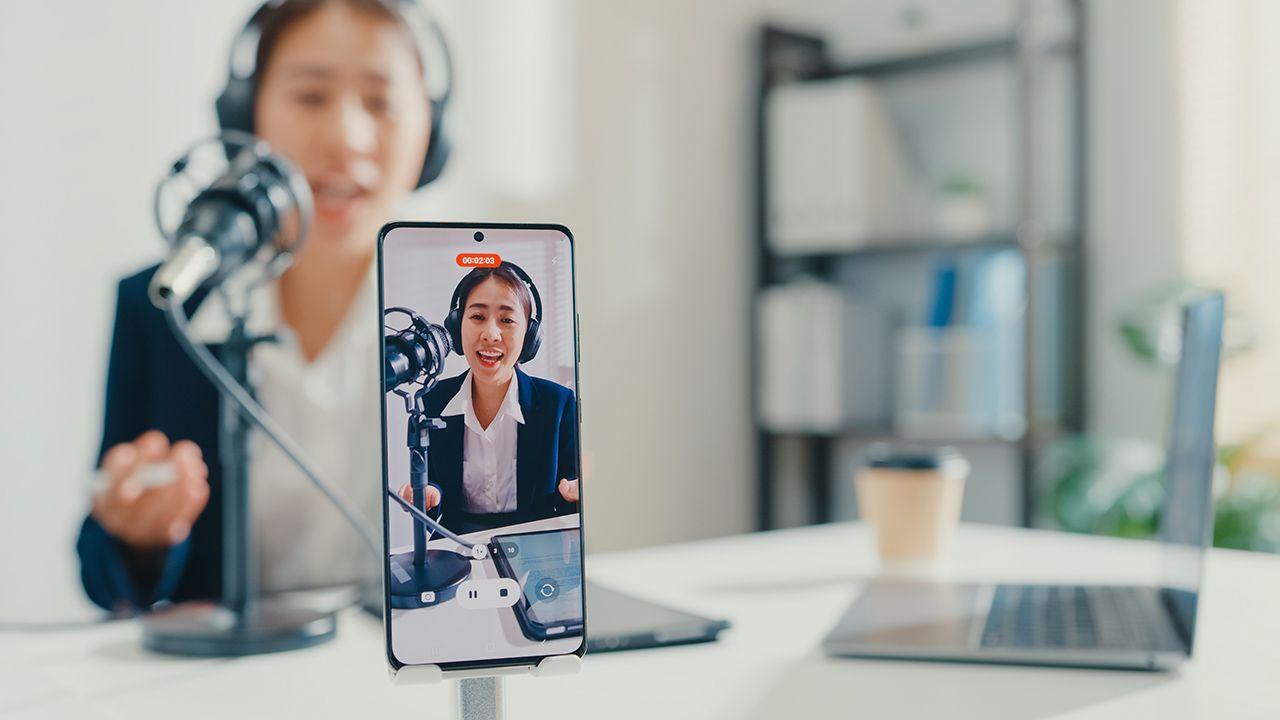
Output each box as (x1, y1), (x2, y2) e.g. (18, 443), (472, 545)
(163, 302), (381, 559)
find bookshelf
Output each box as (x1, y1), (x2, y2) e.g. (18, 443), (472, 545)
(751, 1), (1086, 530)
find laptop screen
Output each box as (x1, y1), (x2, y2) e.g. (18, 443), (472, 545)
(1156, 293), (1224, 651)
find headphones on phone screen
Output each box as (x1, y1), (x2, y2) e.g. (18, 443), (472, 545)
(445, 261), (543, 364)
(214, 0), (453, 187)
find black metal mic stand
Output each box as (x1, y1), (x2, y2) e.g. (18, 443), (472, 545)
(142, 295), (337, 656)
(387, 385), (472, 609)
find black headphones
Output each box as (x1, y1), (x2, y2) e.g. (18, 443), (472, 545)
(445, 262), (543, 364)
(214, 0), (453, 188)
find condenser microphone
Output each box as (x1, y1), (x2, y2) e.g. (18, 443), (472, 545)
(149, 140), (311, 309)
(384, 308), (451, 392)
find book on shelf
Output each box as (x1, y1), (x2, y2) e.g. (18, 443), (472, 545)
(758, 279), (889, 433)
(766, 76), (918, 254)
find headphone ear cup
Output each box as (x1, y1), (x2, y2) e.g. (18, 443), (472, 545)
(416, 99), (450, 188)
(519, 318), (542, 364)
(445, 307), (464, 355)
(215, 76), (255, 135)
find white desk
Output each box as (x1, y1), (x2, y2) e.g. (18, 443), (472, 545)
(5, 522), (1280, 719)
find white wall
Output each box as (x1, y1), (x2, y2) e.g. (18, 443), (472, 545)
(1178, 0), (1280, 449)
(1082, 0), (1184, 442)
(0, 0), (265, 621)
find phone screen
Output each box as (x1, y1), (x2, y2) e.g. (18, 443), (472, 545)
(378, 223), (584, 670)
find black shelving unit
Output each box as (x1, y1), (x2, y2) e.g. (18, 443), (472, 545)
(752, 1), (1087, 530)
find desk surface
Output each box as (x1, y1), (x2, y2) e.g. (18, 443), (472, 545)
(5, 522), (1280, 719)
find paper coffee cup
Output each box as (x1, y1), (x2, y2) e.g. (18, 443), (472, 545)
(855, 445), (968, 563)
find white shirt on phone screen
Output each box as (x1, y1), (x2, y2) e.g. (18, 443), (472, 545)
(440, 371), (523, 513)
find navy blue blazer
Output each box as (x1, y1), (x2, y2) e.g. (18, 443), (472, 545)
(77, 265), (225, 612)
(417, 368), (580, 533)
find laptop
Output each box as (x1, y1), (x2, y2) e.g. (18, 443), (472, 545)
(823, 294), (1225, 671)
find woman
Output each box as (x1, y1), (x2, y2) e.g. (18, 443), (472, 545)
(78, 0), (440, 612)
(397, 263), (580, 533)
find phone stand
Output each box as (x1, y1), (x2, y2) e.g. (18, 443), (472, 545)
(457, 677), (505, 720)
(392, 654), (582, 720)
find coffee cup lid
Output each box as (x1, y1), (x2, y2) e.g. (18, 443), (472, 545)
(863, 443), (966, 471)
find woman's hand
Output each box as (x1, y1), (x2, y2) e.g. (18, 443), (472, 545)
(91, 431), (210, 549)
(557, 478), (579, 503)
(397, 483), (441, 511)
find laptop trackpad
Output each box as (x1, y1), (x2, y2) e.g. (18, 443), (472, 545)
(826, 580), (984, 649)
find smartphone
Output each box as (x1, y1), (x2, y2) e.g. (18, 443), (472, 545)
(377, 222), (585, 675)
(490, 528), (584, 641)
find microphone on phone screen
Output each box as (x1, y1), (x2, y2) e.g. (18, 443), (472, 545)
(384, 308), (451, 393)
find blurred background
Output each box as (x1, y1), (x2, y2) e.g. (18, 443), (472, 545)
(2, 0), (1278, 622)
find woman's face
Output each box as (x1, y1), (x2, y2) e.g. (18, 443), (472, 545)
(254, 2), (430, 258)
(461, 278), (528, 387)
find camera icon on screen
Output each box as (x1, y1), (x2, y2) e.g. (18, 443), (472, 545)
(527, 576), (560, 602)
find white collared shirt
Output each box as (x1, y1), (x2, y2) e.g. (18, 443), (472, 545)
(440, 372), (524, 514)
(185, 262), (382, 594)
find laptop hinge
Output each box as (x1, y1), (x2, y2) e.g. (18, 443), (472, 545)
(1158, 587), (1194, 653)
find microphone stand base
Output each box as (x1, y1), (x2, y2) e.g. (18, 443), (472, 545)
(389, 549), (472, 609)
(141, 598), (336, 657)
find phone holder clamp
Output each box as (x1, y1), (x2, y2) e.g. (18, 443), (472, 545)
(390, 654), (582, 719)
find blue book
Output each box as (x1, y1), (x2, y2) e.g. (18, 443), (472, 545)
(928, 260), (957, 328)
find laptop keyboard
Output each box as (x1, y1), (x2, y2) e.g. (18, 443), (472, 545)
(979, 585), (1153, 650)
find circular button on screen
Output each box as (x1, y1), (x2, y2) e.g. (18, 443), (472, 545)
(535, 578), (559, 601)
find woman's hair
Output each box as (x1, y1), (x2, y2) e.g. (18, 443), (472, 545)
(455, 266), (535, 323)
(251, 0), (421, 98)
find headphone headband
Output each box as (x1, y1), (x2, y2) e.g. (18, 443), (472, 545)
(501, 262), (543, 326)
(449, 261), (542, 323)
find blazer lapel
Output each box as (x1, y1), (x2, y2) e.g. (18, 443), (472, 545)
(515, 369), (538, 510)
